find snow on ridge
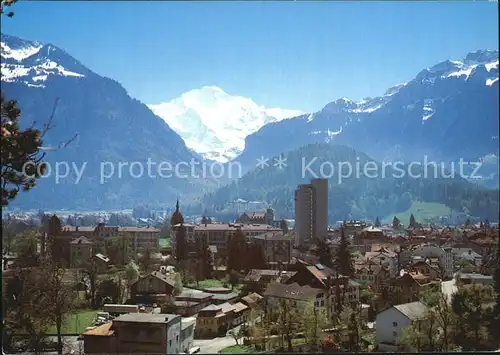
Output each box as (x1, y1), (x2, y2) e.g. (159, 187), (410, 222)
(422, 99), (434, 121)
(444, 64), (478, 80)
(485, 61), (499, 72)
(1, 41), (42, 61)
(1, 59), (85, 85)
(486, 78), (499, 86)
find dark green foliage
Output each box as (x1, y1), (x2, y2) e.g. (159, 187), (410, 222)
(1, 91), (46, 206)
(315, 238), (333, 268)
(374, 217), (381, 227)
(227, 229), (246, 272)
(280, 219), (289, 233)
(392, 216), (401, 229)
(197, 233), (213, 279)
(409, 213), (417, 228)
(96, 278), (121, 305)
(174, 224), (188, 261)
(333, 228), (354, 278)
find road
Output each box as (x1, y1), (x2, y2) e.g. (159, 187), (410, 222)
(193, 325), (244, 354)
(441, 278), (458, 303)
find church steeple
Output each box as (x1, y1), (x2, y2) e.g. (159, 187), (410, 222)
(170, 199), (184, 227)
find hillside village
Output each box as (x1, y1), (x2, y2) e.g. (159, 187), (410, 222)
(2, 184), (500, 354)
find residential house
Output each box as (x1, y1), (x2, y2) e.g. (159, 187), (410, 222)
(247, 232), (293, 264)
(236, 208), (274, 226)
(285, 261), (360, 320)
(112, 313), (181, 354)
(180, 317), (195, 353)
(241, 292), (264, 310)
(456, 273), (494, 288)
(388, 272), (440, 304)
(163, 288), (214, 317)
(264, 282), (326, 311)
(402, 244), (453, 279)
(195, 302), (235, 338)
(364, 248), (399, 277)
(243, 269), (297, 293)
(130, 271), (176, 304)
(81, 322), (116, 354)
(408, 259), (442, 281)
(375, 301), (429, 352)
(201, 287), (240, 305)
(82, 313), (182, 354)
(354, 226), (386, 246)
(69, 236), (93, 268)
(456, 249), (483, 266)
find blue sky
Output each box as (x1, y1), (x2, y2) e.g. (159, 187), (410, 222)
(2, 1), (498, 112)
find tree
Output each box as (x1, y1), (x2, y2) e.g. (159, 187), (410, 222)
(374, 217), (381, 227)
(341, 304), (362, 352)
(303, 300), (328, 350)
(173, 271), (183, 296)
(1, 0), (17, 17)
(228, 327), (241, 345)
(174, 224), (188, 262)
(489, 230), (500, 347)
(197, 234), (213, 280)
(13, 229), (40, 267)
(228, 270), (240, 290)
(333, 227), (354, 278)
(392, 216), (401, 229)
(81, 258), (99, 308)
(138, 248), (153, 272)
(227, 229), (246, 272)
(280, 219), (289, 234)
(96, 278), (121, 305)
(315, 237), (333, 268)
(409, 214), (417, 228)
(106, 234), (131, 266)
(124, 261), (140, 299)
(451, 284), (495, 350)
(2, 267), (53, 353)
(39, 259), (76, 354)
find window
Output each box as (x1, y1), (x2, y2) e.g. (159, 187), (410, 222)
(393, 322), (398, 327)
(393, 331), (397, 337)
(169, 340), (172, 347)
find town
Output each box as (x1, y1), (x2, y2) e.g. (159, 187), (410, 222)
(2, 178), (500, 354)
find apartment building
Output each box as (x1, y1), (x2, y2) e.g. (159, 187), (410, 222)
(61, 223), (160, 252)
(236, 208), (274, 225)
(294, 178), (328, 246)
(170, 223), (281, 258)
(247, 231), (293, 264)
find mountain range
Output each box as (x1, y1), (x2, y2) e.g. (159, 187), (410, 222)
(1, 33), (498, 220)
(1, 34), (218, 210)
(233, 50), (499, 185)
(148, 86), (303, 162)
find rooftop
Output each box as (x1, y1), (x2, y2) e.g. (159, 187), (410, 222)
(394, 301), (428, 320)
(113, 313), (179, 324)
(81, 322), (114, 337)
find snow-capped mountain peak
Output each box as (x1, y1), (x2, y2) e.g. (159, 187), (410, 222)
(1, 34), (87, 88)
(148, 86), (304, 162)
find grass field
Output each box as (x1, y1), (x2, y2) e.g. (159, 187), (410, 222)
(159, 237), (171, 249)
(47, 309), (99, 335)
(382, 201), (455, 225)
(187, 278), (243, 291)
(220, 345), (253, 353)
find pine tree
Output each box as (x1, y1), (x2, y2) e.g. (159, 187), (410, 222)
(280, 219), (289, 234)
(1, 91), (47, 205)
(198, 233), (213, 279)
(227, 229), (246, 272)
(392, 216), (401, 229)
(409, 214), (417, 228)
(333, 227), (354, 277)
(315, 237), (333, 268)
(374, 217), (381, 227)
(174, 224), (188, 262)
